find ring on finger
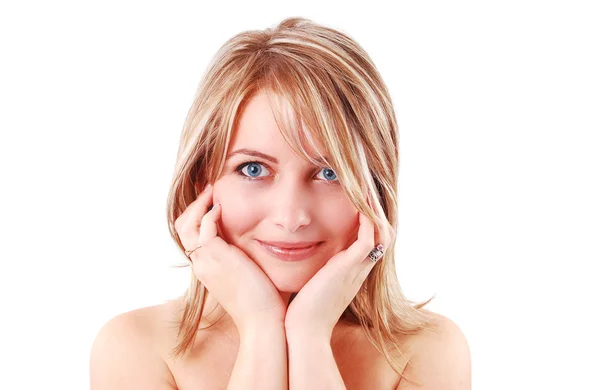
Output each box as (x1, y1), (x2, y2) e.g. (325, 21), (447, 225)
(185, 244), (203, 259)
(367, 244), (385, 262)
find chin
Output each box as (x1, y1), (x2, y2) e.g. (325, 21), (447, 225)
(260, 265), (323, 293)
(267, 274), (310, 293)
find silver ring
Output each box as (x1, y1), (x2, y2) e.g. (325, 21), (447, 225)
(368, 243), (385, 262)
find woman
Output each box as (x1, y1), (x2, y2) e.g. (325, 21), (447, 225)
(90, 17), (471, 389)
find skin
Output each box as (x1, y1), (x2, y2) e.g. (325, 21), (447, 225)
(196, 90), (362, 331)
(182, 110), (392, 388)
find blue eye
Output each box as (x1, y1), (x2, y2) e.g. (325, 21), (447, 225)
(238, 161), (268, 178)
(235, 161), (338, 184)
(316, 167), (337, 181)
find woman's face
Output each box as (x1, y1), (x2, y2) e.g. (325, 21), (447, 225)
(209, 90), (360, 293)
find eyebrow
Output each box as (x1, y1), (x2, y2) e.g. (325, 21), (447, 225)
(226, 148), (329, 165)
(227, 148), (279, 163)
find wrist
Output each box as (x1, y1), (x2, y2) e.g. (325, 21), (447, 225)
(238, 320), (286, 341)
(284, 324), (332, 346)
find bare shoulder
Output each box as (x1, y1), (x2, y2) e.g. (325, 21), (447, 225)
(397, 310), (471, 390)
(90, 300), (180, 390)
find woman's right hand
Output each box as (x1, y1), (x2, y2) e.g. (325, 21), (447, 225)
(174, 184), (287, 334)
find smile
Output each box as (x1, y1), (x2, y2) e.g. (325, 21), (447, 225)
(256, 240), (323, 261)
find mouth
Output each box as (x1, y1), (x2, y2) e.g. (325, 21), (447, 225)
(256, 240), (323, 262)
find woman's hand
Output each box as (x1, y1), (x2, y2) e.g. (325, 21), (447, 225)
(174, 184), (287, 334)
(283, 212), (394, 341)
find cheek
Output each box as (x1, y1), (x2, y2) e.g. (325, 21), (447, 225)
(318, 197), (359, 243)
(221, 201), (256, 231)
(212, 180), (262, 236)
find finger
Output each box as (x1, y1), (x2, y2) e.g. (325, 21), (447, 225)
(346, 212), (375, 262)
(369, 217), (394, 254)
(198, 203), (221, 246)
(382, 220), (395, 248)
(348, 214), (388, 285)
(353, 219), (387, 283)
(358, 212), (375, 247)
(175, 185), (213, 233)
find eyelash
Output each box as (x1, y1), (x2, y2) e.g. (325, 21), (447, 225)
(234, 160), (339, 185)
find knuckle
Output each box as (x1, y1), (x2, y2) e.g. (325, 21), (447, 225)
(174, 217), (183, 231)
(174, 217), (191, 233)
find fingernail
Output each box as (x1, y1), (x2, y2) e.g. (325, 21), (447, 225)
(204, 184), (212, 192)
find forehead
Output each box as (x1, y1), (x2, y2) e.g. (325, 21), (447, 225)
(232, 90), (280, 143)
(229, 90), (327, 162)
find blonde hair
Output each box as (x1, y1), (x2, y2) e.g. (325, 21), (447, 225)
(166, 16), (436, 383)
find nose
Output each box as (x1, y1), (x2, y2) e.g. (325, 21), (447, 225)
(270, 177), (312, 233)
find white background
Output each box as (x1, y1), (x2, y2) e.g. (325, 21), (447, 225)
(1, 1), (598, 389)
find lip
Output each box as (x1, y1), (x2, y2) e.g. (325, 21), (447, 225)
(258, 240), (321, 249)
(256, 240), (323, 261)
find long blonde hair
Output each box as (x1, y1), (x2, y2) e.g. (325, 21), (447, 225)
(166, 16), (436, 382)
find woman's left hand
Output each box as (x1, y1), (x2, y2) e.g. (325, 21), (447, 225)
(283, 212), (394, 341)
